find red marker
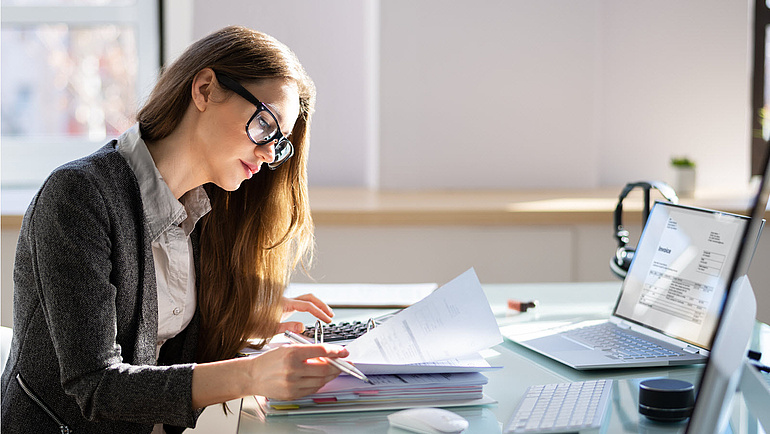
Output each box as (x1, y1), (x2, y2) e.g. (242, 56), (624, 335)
(507, 299), (537, 312)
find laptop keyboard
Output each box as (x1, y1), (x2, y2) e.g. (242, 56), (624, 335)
(504, 379), (612, 433)
(564, 323), (684, 360)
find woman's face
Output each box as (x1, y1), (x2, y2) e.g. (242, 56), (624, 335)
(200, 77), (300, 191)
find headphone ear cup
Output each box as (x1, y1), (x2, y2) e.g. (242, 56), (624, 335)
(610, 247), (635, 278)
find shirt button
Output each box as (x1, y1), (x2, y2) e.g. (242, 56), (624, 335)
(157, 340), (166, 346)
(172, 307), (181, 315)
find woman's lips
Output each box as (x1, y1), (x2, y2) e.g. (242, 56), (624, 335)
(241, 160), (260, 179)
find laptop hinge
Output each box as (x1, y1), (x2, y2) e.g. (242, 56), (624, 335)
(616, 321), (631, 330)
(682, 345), (700, 354)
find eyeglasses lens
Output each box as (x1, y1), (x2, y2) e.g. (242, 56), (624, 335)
(268, 139), (294, 169)
(248, 111), (279, 143)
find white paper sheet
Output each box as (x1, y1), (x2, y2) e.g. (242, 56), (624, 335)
(355, 352), (499, 375)
(344, 268), (503, 364)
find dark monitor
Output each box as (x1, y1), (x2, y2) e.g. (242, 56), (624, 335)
(685, 141), (770, 433)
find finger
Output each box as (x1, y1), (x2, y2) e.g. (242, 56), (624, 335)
(292, 293), (335, 319)
(300, 360), (343, 377)
(281, 296), (332, 322)
(284, 299), (333, 323)
(276, 321), (304, 335)
(288, 344), (349, 361)
(293, 293), (334, 314)
(318, 343), (349, 358)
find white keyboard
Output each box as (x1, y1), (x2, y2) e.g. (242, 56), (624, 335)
(504, 379), (613, 433)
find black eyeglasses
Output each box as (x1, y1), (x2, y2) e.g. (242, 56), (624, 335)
(214, 72), (294, 170)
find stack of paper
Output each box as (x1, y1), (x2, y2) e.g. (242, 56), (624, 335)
(258, 268), (503, 416)
(264, 373), (488, 412)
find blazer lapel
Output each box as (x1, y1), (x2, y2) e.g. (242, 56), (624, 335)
(133, 219), (159, 365)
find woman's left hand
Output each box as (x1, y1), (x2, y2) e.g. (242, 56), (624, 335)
(277, 293), (334, 334)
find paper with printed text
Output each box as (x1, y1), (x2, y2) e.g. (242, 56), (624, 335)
(344, 268), (503, 364)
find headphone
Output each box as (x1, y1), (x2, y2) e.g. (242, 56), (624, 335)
(611, 181), (679, 279)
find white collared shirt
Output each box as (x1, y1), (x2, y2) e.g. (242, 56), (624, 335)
(116, 125), (211, 360)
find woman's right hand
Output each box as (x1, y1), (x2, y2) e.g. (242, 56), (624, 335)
(245, 343), (349, 401)
(191, 342), (350, 408)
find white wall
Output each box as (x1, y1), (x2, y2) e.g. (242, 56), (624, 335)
(598, 1), (751, 190)
(379, 1), (602, 189)
(192, 0), (751, 191)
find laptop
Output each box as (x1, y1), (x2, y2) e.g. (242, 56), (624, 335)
(505, 201), (763, 370)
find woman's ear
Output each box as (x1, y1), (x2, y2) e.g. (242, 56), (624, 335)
(191, 68), (216, 112)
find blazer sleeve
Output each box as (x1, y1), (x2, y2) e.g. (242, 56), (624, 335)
(25, 166), (198, 427)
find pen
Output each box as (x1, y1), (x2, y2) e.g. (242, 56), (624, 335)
(507, 298), (537, 312)
(283, 330), (374, 384)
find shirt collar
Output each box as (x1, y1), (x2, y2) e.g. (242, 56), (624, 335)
(116, 124), (211, 240)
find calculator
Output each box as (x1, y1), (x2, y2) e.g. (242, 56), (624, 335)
(300, 320), (373, 343)
(299, 312), (398, 344)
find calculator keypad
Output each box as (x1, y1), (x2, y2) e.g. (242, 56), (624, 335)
(301, 321), (371, 342)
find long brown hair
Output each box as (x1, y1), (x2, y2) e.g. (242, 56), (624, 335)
(138, 26), (316, 363)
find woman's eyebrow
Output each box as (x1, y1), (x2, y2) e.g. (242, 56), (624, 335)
(263, 101), (296, 134)
(263, 102), (284, 124)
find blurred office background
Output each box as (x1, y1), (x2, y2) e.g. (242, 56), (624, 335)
(3, 0), (770, 322)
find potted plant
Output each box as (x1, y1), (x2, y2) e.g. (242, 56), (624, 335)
(670, 157), (696, 198)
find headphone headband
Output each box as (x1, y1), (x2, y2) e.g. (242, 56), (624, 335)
(614, 181), (679, 243)
(611, 181), (678, 279)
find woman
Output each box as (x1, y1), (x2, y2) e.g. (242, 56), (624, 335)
(1, 26), (345, 433)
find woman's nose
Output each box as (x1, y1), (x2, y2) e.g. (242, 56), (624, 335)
(257, 141), (276, 164)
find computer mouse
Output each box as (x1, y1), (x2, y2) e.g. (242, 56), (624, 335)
(387, 407), (469, 434)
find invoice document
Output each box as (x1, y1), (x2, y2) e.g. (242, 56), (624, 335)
(615, 204), (746, 347)
(344, 268), (503, 365)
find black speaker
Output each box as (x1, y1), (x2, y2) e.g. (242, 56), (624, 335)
(611, 181), (679, 279)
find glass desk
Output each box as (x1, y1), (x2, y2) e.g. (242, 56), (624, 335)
(236, 281), (770, 433)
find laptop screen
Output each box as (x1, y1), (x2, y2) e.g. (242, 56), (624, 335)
(613, 202), (749, 350)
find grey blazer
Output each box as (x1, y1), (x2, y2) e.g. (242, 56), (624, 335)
(1, 141), (202, 433)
